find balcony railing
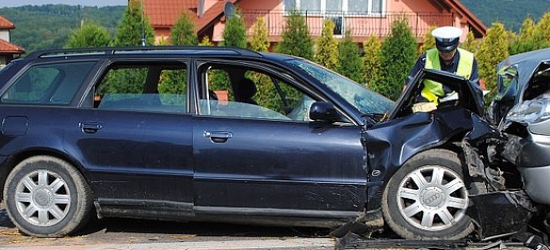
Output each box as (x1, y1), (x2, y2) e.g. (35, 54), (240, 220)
(239, 10), (455, 40)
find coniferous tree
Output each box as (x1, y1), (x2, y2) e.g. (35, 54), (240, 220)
(362, 36), (383, 88)
(198, 36), (214, 46)
(461, 31), (480, 54)
(104, 0), (156, 95)
(315, 19), (339, 70)
(222, 10), (247, 48)
(112, 0), (154, 47)
(250, 17), (269, 52)
(197, 35), (231, 98)
(509, 17), (537, 55)
(249, 16), (274, 109)
(275, 10), (314, 60)
(65, 22), (110, 48)
(337, 30), (363, 83)
(519, 17), (536, 42)
(477, 22), (509, 100)
(418, 26), (436, 55)
(159, 12), (197, 96)
(157, 36), (168, 45)
(377, 17), (417, 100)
(533, 12), (550, 49)
(170, 11), (198, 46)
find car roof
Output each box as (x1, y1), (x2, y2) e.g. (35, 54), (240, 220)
(24, 46), (298, 62)
(498, 47), (550, 87)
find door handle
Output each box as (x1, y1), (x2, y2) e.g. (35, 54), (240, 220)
(80, 122), (103, 134)
(204, 131), (233, 143)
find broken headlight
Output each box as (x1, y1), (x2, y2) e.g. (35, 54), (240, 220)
(506, 92), (550, 124)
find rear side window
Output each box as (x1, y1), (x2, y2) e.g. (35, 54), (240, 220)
(93, 62), (188, 113)
(0, 61), (95, 105)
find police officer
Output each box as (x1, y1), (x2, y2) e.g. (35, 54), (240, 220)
(405, 26), (480, 112)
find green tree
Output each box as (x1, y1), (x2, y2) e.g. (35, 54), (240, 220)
(249, 16), (269, 52)
(533, 12), (550, 49)
(315, 19), (339, 70)
(170, 11), (198, 45)
(65, 22), (110, 48)
(362, 36), (383, 88)
(222, 11), (247, 48)
(418, 26), (436, 55)
(198, 36), (214, 46)
(337, 30), (363, 83)
(112, 0), (155, 46)
(509, 17), (537, 54)
(461, 31), (480, 54)
(159, 11), (197, 96)
(105, 0), (155, 95)
(275, 10), (314, 60)
(248, 16), (273, 107)
(0, 5), (124, 54)
(377, 16), (418, 100)
(477, 22), (509, 100)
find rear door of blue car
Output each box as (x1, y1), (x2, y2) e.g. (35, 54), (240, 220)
(63, 59), (196, 215)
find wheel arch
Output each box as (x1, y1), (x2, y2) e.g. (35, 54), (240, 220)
(0, 148), (92, 203)
(381, 147), (475, 240)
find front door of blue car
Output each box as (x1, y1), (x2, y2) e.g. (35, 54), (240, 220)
(191, 61), (367, 219)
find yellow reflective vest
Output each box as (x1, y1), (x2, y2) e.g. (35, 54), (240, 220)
(421, 48), (474, 103)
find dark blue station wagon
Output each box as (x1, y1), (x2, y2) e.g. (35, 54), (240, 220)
(0, 46), (500, 240)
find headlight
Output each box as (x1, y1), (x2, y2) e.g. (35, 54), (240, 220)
(506, 92), (550, 123)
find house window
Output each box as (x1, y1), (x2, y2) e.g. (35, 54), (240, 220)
(284, 0), (385, 35)
(284, 0), (385, 14)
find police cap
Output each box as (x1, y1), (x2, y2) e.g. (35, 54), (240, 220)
(432, 26), (463, 52)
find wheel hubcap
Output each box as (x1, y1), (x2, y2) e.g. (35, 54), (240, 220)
(14, 169), (71, 226)
(421, 187), (445, 208)
(397, 166), (468, 231)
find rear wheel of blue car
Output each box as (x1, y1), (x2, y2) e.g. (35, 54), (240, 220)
(382, 149), (474, 240)
(3, 156), (93, 237)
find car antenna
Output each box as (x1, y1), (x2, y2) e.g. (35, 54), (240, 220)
(140, 0), (146, 46)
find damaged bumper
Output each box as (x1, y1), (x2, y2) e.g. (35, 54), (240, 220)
(504, 131), (550, 205)
(469, 191), (535, 241)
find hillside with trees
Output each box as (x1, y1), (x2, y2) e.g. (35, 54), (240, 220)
(0, 5), (124, 53)
(461, 0), (550, 31)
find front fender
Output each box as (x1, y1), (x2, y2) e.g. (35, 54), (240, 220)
(365, 107), (480, 182)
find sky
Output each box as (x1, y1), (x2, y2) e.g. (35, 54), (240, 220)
(0, 0), (127, 8)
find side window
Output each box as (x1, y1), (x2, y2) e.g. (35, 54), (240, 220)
(198, 63), (314, 122)
(0, 61), (96, 105)
(94, 63), (187, 113)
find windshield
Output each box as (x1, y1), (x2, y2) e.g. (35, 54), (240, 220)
(287, 59), (394, 115)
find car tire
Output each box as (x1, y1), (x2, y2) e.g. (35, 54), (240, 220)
(3, 155), (93, 237)
(382, 149), (474, 240)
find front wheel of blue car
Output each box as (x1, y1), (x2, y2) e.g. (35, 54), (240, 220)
(382, 149), (474, 240)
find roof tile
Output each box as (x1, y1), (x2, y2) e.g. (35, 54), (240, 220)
(0, 15), (15, 29)
(144, 0), (197, 28)
(144, 0), (236, 32)
(0, 39), (24, 54)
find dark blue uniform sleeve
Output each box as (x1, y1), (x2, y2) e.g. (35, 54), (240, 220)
(406, 53), (426, 86)
(470, 58), (480, 86)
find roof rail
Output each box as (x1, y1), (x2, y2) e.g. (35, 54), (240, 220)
(25, 46), (263, 59)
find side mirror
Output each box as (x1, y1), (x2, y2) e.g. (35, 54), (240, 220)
(309, 101), (339, 122)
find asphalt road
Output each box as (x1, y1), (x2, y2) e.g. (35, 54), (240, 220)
(0, 202), (536, 250)
(0, 202), (341, 249)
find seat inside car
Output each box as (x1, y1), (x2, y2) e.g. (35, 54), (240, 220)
(237, 78), (257, 105)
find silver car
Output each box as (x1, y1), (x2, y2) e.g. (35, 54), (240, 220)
(489, 47), (550, 205)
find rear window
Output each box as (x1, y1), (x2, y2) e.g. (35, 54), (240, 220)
(0, 61), (95, 105)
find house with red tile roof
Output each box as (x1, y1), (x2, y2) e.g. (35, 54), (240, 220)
(0, 15), (24, 67)
(141, 0), (486, 48)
